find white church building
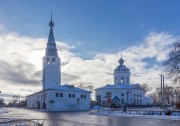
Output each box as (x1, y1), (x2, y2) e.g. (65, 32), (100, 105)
(26, 16), (91, 111)
(95, 57), (153, 107)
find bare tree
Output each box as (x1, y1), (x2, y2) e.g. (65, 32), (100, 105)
(163, 42), (180, 84)
(76, 84), (94, 92)
(77, 84), (83, 88)
(141, 83), (152, 94)
(174, 87), (180, 103)
(163, 85), (174, 104)
(149, 86), (180, 107)
(85, 85), (94, 92)
(148, 92), (159, 105)
(0, 98), (5, 106)
(12, 95), (19, 106)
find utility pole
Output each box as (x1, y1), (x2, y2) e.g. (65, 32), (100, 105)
(162, 75), (165, 110)
(41, 80), (46, 110)
(160, 74), (163, 108)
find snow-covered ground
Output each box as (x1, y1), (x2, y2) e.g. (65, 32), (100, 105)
(0, 108), (45, 125)
(90, 108), (180, 121)
(91, 106), (103, 110)
(0, 119), (45, 126)
(0, 108), (9, 114)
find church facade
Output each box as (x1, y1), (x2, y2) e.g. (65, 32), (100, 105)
(95, 57), (153, 107)
(26, 17), (91, 111)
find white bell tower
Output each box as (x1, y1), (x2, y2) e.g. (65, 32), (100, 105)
(42, 14), (61, 90)
(114, 54), (130, 85)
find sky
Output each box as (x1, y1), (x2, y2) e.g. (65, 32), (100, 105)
(0, 0), (180, 102)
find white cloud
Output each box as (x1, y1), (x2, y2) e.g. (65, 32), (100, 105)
(0, 24), (178, 102)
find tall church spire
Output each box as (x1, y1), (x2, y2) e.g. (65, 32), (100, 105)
(43, 13), (61, 89)
(46, 12), (58, 56)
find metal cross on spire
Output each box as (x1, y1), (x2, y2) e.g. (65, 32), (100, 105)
(119, 51), (124, 65)
(51, 11), (53, 21)
(49, 11), (54, 27)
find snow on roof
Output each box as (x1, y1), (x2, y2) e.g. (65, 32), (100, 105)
(49, 84), (91, 93)
(95, 83), (144, 90)
(26, 84), (91, 97)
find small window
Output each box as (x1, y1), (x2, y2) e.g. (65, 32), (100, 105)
(140, 94), (141, 97)
(106, 92), (112, 97)
(81, 94), (83, 98)
(72, 94), (75, 98)
(115, 77), (118, 84)
(69, 94), (72, 98)
(134, 94), (136, 97)
(53, 57), (55, 64)
(121, 77), (124, 83)
(49, 100), (54, 103)
(56, 92), (59, 97)
(84, 94), (86, 98)
(121, 93), (124, 96)
(47, 57), (49, 64)
(137, 94), (139, 97)
(60, 93), (63, 97)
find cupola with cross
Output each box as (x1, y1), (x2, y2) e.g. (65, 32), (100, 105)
(114, 53), (130, 85)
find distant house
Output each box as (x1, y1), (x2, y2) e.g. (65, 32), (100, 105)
(26, 16), (91, 111)
(95, 57), (153, 107)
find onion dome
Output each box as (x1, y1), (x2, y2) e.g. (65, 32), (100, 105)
(115, 55), (130, 72)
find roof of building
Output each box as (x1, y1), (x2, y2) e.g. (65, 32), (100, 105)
(95, 83), (144, 90)
(50, 84), (91, 93)
(26, 84), (91, 97)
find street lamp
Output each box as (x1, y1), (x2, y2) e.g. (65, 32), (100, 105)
(41, 80), (46, 110)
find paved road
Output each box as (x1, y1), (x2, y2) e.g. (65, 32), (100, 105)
(0, 108), (180, 126)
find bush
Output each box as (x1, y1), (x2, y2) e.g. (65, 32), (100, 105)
(176, 102), (180, 109)
(165, 110), (172, 116)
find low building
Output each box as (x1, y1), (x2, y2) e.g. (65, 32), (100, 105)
(26, 16), (91, 111)
(27, 85), (91, 111)
(95, 56), (153, 107)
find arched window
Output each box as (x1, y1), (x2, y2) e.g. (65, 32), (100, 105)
(121, 77), (124, 83)
(53, 57), (55, 64)
(115, 77), (118, 84)
(47, 57), (49, 64)
(127, 77), (129, 83)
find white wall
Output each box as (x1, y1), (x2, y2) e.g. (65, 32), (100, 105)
(27, 90), (91, 111)
(42, 56), (61, 89)
(95, 88), (148, 106)
(114, 72), (130, 84)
